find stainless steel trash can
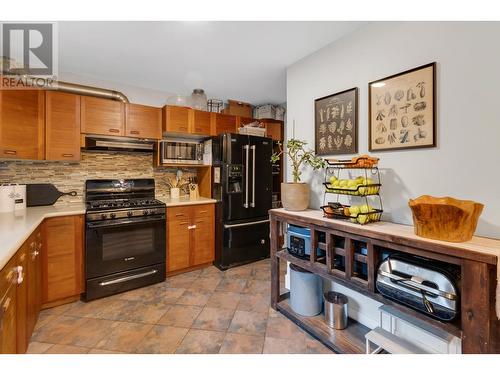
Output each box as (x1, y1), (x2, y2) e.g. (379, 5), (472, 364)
(324, 291), (348, 329)
(290, 264), (322, 316)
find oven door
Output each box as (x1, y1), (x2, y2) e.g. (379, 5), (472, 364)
(85, 215), (166, 279)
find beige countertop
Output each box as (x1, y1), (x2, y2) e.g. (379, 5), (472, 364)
(0, 204), (86, 270)
(156, 196), (217, 207)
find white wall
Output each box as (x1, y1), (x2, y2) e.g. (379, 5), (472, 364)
(286, 22), (500, 238)
(59, 71), (175, 107)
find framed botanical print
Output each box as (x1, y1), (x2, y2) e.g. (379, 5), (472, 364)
(369, 62), (436, 151)
(315, 87), (358, 156)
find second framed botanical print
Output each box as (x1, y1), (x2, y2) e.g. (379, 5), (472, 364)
(369, 62), (436, 151)
(315, 87), (358, 156)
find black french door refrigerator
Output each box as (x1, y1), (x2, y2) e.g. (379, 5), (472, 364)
(211, 133), (273, 269)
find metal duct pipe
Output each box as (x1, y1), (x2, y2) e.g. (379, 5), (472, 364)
(3, 74), (129, 103)
(53, 81), (129, 103)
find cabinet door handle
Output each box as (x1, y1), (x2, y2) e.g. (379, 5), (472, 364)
(2, 297), (11, 312)
(3, 150), (17, 155)
(179, 221), (189, 225)
(16, 266), (24, 285)
(108, 128), (120, 133)
(175, 213), (185, 217)
(130, 130), (140, 135)
(188, 225), (197, 230)
(62, 153), (74, 158)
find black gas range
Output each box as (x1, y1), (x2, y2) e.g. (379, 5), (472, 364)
(84, 179), (166, 301)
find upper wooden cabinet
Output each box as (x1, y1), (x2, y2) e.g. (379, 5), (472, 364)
(0, 89), (45, 160)
(42, 215), (84, 305)
(163, 105), (190, 134)
(192, 109), (212, 135)
(215, 113), (237, 135)
(45, 91), (81, 161)
(125, 103), (162, 139)
(263, 121), (284, 141)
(81, 96), (125, 136)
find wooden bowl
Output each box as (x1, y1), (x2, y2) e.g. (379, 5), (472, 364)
(409, 195), (484, 242)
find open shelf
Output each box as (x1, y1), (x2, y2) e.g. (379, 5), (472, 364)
(277, 249), (462, 338)
(277, 298), (369, 354)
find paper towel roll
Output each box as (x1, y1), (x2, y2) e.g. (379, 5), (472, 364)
(14, 184), (26, 211)
(0, 185), (15, 213)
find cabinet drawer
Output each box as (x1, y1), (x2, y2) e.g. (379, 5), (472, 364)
(193, 204), (214, 220)
(167, 206), (190, 221)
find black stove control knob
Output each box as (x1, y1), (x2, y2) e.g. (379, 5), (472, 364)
(110, 213), (116, 219)
(101, 213), (108, 220)
(143, 209), (150, 215)
(127, 211), (133, 217)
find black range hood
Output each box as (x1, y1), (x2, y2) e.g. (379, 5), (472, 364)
(84, 136), (155, 152)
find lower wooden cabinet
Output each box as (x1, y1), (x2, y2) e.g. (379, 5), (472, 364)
(42, 215), (84, 305)
(0, 256), (18, 354)
(166, 204), (215, 274)
(0, 225), (42, 354)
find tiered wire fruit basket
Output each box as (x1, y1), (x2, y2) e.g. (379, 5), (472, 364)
(321, 155), (383, 225)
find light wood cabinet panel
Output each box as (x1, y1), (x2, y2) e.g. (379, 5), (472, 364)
(263, 121), (283, 141)
(42, 215), (84, 304)
(26, 228), (42, 342)
(192, 205), (215, 266)
(15, 245), (28, 354)
(0, 89), (45, 159)
(45, 91), (81, 161)
(81, 96), (125, 136)
(125, 103), (162, 139)
(192, 110), (212, 135)
(166, 218), (191, 272)
(163, 106), (190, 134)
(0, 257), (18, 354)
(215, 113), (237, 135)
(166, 204), (215, 274)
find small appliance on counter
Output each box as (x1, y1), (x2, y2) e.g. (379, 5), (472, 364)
(0, 184), (27, 213)
(376, 253), (460, 321)
(287, 224), (325, 260)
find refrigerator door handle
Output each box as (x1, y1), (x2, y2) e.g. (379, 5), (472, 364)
(251, 145), (256, 208)
(243, 145), (249, 208)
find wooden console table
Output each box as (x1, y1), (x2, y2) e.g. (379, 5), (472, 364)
(269, 208), (500, 354)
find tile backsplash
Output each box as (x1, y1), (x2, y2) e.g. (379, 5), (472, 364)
(0, 151), (197, 205)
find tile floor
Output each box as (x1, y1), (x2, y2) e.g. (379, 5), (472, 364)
(28, 259), (333, 354)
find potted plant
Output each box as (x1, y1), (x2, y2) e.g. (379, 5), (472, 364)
(271, 138), (325, 211)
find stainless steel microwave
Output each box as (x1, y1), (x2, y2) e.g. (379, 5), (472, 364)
(160, 139), (204, 164)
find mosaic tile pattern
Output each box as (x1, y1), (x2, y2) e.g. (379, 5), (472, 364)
(0, 151), (197, 204)
(27, 259), (334, 354)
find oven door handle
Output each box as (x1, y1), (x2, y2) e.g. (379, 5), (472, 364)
(86, 216), (165, 228)
(98, 269), (158, 286)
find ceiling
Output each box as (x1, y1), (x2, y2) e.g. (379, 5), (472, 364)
(58, 21), (365, 105)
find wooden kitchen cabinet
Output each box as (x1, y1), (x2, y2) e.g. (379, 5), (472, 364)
(214, 113), (237, 135)
(0, 89), (45, 160)
(45, 91), (81, 161)
(191, 109), (212, 135)
(163, 105), (190, 134)
(15, 244), (28, 354)
(0, 256), (18, 354)
(81, 96), (125, 136)
(42, 215), (84, 305)
(166, 204), (215, 274)
(125, 103), (162, 139)
(26, 228), (42, 343)
(263, 120), (284, 141)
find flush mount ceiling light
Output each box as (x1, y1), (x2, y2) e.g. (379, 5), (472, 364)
(371, 82), (386, 88)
